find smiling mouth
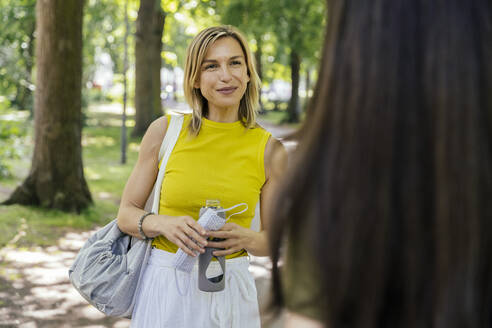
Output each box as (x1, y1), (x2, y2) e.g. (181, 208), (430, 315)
(217, 87), (237, 94)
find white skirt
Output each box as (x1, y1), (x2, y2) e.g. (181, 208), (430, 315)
(131, 248), (261, 328)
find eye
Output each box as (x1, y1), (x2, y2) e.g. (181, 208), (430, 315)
(231, 60), (242, 66)
(204, 63), (218, 70)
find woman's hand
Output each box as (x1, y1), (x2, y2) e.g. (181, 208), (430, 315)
(160, 215), (209, 257)
(206, 222), (256, 256)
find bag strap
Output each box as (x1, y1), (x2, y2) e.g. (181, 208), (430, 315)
(151, 114), (184, 213)
(158, 114), (183, 162)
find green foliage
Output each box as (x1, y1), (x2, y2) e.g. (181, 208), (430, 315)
(268, 0), (325, 60)
(0, 0), (324, 115)
(0, 100), (30, 178)
(259, 108), (288, 124)
(258, 108), (302, 129)
(83, 0), (134, 82)
(0, 0), (36, 111)
(216, 0), (325, 97)
(0, 103), (140, 248)
(0, 0), (324, 248)
(217, 0), (279, 84)
(162, 0), (220, 69)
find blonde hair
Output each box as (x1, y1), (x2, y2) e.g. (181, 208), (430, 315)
(183, 25), (260, 135)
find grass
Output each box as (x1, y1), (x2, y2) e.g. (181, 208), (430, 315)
(0, 103), (141, 248)
(257, 107), (303, 129)
(258, 110), (293, 125)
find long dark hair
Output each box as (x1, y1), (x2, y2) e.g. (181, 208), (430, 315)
(270, 0), (492, 327)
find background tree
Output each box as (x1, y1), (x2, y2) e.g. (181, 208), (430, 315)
(3, 0), (92, 212)
(132, 0), (165, 137)
(163, 0), (220, 66)
(83, 0), (128, 88)
(219, 0), (273, 112)
(0, 0), (36, 112)
(268, 0), (325, 122)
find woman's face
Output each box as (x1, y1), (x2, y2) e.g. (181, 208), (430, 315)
(195, 37), (250, 114)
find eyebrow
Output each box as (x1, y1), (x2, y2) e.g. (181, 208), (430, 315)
(202, 55), (244, 64)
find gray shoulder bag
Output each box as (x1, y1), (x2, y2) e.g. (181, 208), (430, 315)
(68, 114), (184, 318)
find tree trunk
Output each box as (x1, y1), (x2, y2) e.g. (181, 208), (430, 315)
(286, 50), (300, 123)
(152, 10), (165, 118)
(255, 36), (265, 113)
(4, 0), (92, 213)
(133, 0), (165, 137)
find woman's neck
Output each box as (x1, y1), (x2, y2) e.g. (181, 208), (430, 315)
(207, 106), (239, 123)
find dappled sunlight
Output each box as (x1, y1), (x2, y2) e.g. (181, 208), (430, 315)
(1, 246), (57, 264)
(0, 227), (281, 327)
(85, 117), (135, 128)
(59, 231), (92, 251)
(29, 284), (77, 304)
(113, 320), (133, 328)
(24, 266), (68, 285)
(79, 304), (107, 320)
(0, 229), (131, 327)
(23, 308), (67, 320)
(82, 135), (116, 147)
(85, 168), (102, 180)
(98, 191), (115, 200)
(129, 142), (140, 153)
(89, 103), (135, 116)
(84, 103), (137, 128)
(12, 278), (25, 289)
(0, 108), (30, 121)
(107, 166), (129, 174)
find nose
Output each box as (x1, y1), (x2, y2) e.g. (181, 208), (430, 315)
(219, 65), (232, 82)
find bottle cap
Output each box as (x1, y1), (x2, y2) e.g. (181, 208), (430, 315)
(205, 199), (221, 208)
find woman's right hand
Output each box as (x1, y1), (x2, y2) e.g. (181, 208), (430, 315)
(116, 117), (207, 257)
(160, 215), (208, 256)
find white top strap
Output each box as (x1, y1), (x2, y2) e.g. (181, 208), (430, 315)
(158, 114), (184, 161)
(151, 114), (184, 213)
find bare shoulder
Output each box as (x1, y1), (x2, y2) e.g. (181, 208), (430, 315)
(138, 115), (169, 160)
(264, 136), (288, 180)
(146, 115), (168, 140)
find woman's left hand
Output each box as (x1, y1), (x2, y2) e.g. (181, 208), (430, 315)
(206, 222), (255, 256)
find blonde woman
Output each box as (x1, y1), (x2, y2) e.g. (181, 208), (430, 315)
(117, 25), (286, 327)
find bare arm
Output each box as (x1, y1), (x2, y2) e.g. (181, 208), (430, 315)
(116, 116), (166, 238)
(116, 116), (208, 256)
(260, 136), (288, 232)
(207, 136), (287, 257)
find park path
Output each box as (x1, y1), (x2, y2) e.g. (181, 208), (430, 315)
(0, 107), (297, 327)
(0, 229), (283, 328)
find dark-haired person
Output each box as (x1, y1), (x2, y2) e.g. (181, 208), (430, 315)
(117, 25), (286, 327)
(269, 0), (492, 327)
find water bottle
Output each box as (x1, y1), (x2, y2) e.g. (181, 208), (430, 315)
(198, 199), (226, 292)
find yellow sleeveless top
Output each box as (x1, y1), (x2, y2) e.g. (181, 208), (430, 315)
(152, 114), (271, 259)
